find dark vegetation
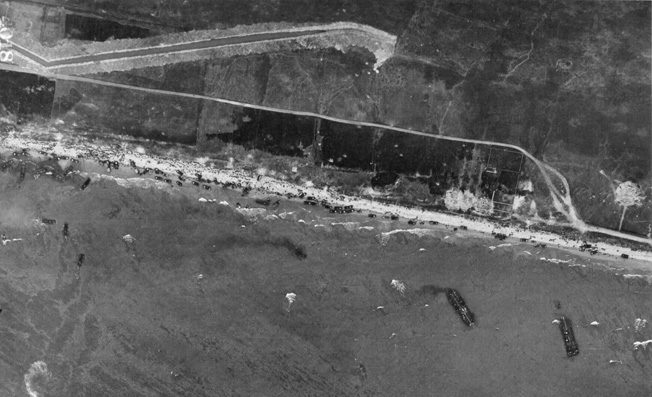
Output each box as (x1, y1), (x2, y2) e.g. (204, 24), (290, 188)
(65, 14), (152, 41)
(1, 1), (650, 236)
(0, 70), (55, 119)
(51, 77), (201, 144)
(60, 0), (419, 33)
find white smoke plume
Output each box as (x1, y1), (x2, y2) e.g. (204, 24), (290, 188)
(285, 293), (297, 312)
(390, 279), (406, 295)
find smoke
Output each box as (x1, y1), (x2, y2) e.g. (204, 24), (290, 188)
(272, 236), (307, 259)
(24, 361), (50, 397)
(419, 285), (447, 296)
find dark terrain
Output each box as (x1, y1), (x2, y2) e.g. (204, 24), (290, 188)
(0, 2), (651, 395)
(39, 0), (649, 236)
(0, 161), (651, 396)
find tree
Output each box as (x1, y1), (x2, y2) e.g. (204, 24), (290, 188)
(614, 181), (646, 231)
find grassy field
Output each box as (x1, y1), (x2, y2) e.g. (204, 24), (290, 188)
(0, 157), (650, 396)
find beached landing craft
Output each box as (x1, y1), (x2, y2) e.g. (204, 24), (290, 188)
(558, 316), (580, 357)
(446, 288), (475, 327)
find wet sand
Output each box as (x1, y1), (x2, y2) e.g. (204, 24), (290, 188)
(0, 168), (651, 396)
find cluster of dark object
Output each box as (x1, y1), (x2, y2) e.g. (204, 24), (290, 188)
(493, 232), (508, 240)
(142, 167), (214, 191)
(2, 149), (625, 268)
(579, 242), (598, 255)
(303, 196), (356, 214)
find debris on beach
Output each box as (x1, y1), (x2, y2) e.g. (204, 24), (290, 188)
(493, 232), (508, 240)
(590, 321), (600, 327)
(609, 360), (623, 365)
(552, 319), (561, 325)
(303, 196), (318, 206)
(633, 340), (652, 351)
(383, 212), (399, 220)
(579, 242), (599, 255)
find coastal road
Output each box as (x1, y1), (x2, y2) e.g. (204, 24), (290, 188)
(0, 57), (649, 246)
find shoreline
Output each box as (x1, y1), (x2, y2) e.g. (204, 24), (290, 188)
(1, 132), (651, 268)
